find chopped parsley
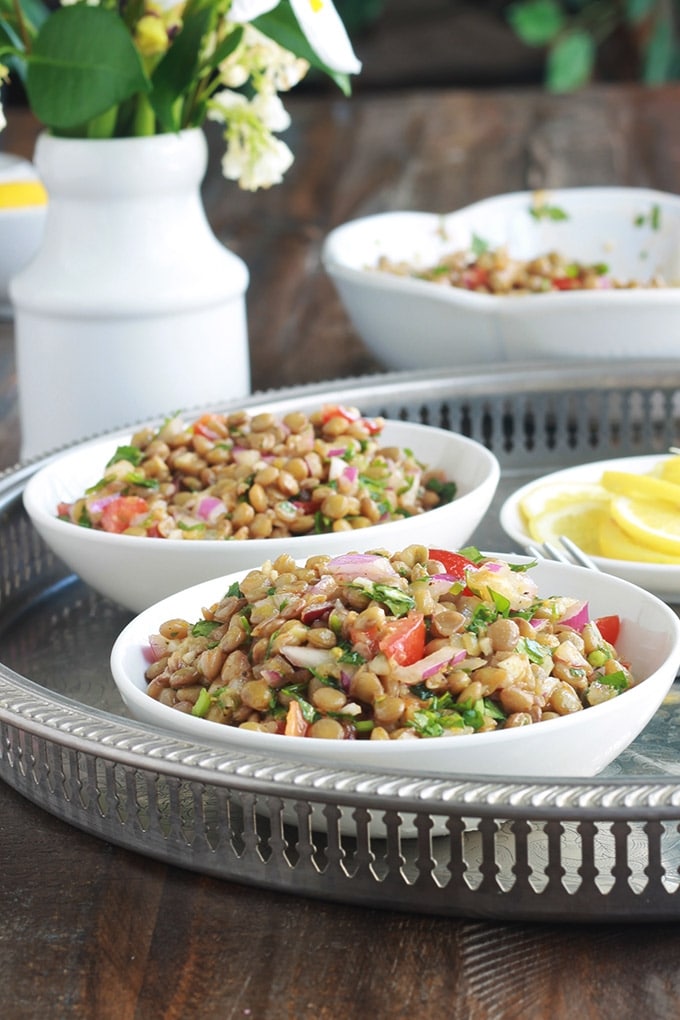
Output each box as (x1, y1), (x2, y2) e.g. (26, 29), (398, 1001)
(348, 581), (416, 617)
(425, 476), (457, 503)
(471, 233), (490, 257)
(597, 670), (629, 692)
(529, 202), (569, 222)
(107, 444), (144, 467)
(516, 636), (549, 665)
(191, 619), (221, 638)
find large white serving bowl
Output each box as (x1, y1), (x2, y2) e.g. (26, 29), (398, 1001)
(322, 187), (680, 370)
(23, 418), (500, 613)
(499, 455), (680, 602)
(110, 556), (680, 780)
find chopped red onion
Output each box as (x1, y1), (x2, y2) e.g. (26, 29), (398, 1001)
(559, 601), (589, 631)
(328, 457), (346, 481)
(300, 600), (334, 625)
(87, 493), (119, 515)
(279, 646), (336, 669)
(197, 496), (225, 522)
(394, 646), (466, 686)
(145, 633), (167, 662)
(259, 668), (285, 687)
(326, 553), (398, 583)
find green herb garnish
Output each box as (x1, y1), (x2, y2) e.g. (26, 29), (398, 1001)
(191, 620), (221, 638)
(598, 670), (629, 691)
(530, 203), (569, 222)
(471, 233), (490, 257)
(348, 581), (416, 617)
(107, 444), (144, 467)
(425, 477), (457, 503)
(191, 688), (212, 717)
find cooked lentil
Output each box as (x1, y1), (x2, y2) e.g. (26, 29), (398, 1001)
(56, 406), (458, 540)
(376, 246), (670, 294)
(143, 545), (636, 739)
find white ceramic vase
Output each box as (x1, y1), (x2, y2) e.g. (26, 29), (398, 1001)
(11, 129), (250, 461)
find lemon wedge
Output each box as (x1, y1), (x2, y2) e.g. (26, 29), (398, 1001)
(0, 181), (48, 208)
(658, 456), (680, 485)
(610, 495), (680, 555)
(519, 481), (609, 523)
(600, 469), (680, 505)
(525, 501), (608, 554)
(598, 516), (680, 563)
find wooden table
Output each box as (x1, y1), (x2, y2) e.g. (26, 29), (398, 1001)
(3, 85), (680, 1018)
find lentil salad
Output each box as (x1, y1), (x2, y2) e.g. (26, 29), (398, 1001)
(376, 245), (670, 295)
(143, 545), (635, 741)
(56, 406), (458, 541)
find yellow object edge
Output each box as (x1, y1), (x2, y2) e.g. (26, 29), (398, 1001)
(0, 181), (48, 208)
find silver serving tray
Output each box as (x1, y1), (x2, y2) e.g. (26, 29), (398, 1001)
(3, 360), (680, 923)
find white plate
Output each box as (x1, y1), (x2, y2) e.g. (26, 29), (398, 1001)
(500, 454), (680, 600)
(322, 187), (680, 371)
(110, 555), (680, 780)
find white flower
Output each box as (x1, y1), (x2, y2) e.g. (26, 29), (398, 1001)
(251, 92), (291, 132)
(228, 0), (361, 75)
(208, 88), (294, 190)
(219, 25), (308, 93)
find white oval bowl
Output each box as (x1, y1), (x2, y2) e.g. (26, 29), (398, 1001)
(322, 187), (680, 370)
(110, 556), (680, 779)
(24, 418), (500, 613)
(500, 454), (680, 601)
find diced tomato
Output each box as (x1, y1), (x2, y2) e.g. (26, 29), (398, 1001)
(428, 549), (476, 581)
(463, 267), (489, 290)
(100, 496), (150, 534)
(347, 621), (382, 661)
(595, 615), (620, 645)
(320, 404), (361, 425)
(320, 404), (381, 434)
(379, 612), (426, 666)
(192, 413), (223, 441)
(552, 277), (578, 290)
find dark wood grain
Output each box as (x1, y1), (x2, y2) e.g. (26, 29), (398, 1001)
(4, 83), (680, 1018)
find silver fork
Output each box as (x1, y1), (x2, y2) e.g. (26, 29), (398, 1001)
(525, 535), (600, 571)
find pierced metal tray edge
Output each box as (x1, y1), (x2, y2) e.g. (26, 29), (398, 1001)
(7, 356), (680, 474)
(4, 360), (680, 823)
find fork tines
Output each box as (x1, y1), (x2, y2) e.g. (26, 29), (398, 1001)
(526, 536), (600, 571)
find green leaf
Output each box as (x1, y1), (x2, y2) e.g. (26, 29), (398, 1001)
(206, 25), (244, 70)
(546, 29), (596, 92)
(25, 7), (149, 131)
(150, 6), (216, 131)
(625, 0), (658, 23)
(506, 0), (566, 46)
(254, 0), (351, 96)
(642, 16), (674, 85)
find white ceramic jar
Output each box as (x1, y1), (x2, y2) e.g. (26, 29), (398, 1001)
(11, 129), (250, 461)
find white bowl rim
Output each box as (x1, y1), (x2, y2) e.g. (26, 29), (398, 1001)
(110, 554), (680, 762)
(24, 417), (500, 554)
